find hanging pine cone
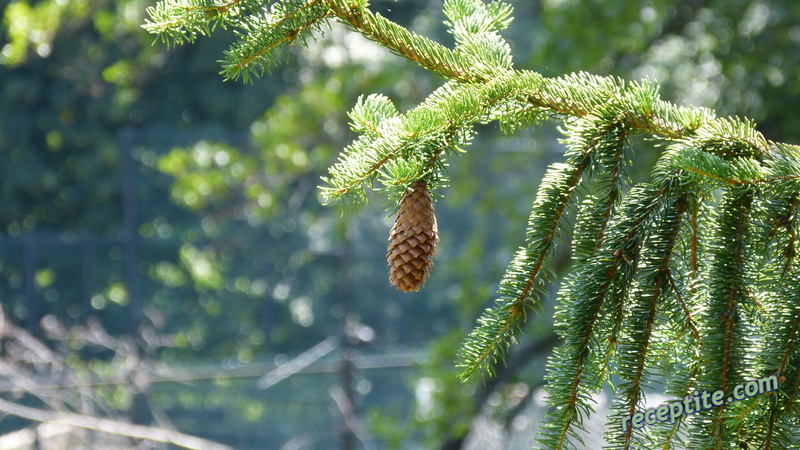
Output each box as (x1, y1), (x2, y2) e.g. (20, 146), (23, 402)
(387, 180), (439, 292)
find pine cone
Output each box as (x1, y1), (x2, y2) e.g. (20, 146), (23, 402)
(387, 180), (439, 292)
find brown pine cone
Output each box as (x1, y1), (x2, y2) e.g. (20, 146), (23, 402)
(387, 180), (439, 292)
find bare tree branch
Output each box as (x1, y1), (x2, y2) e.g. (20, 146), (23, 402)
(257, 335), (339, 389)
(0, 398), (233, 450)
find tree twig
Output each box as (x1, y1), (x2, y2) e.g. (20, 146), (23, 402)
(0, 398), (233, 450)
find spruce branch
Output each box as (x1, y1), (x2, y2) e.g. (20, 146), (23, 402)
(322, 0), (482, 81)
(143, 1), (800, 447)
(749, 252), (800, 447)
(457, 158), (588, 382)
(143, 0), (264, 45)
(610, 189), (688, 449)
(693, 187), (756, 448)
(538, 181), (673, 449)
(320, 73), (543, 205)
(220, 0), (335, 81)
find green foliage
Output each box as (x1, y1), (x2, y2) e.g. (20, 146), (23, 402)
(145, 0), (800, 448)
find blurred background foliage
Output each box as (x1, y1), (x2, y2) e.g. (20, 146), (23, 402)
(1, 0), (799, 448)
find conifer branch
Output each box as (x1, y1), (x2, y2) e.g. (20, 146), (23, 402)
(321, 74), (542, 205)
(755, 269), (800, 448)
(658, 363), (702, 448)
(667, 270), (701, 343)
(539, 182), (671, 449)
(220, 0), (335, 81)
(322, 0), (478, 81)
(458, 111), (633, 386)
(613, 190), (688, 449)
(693, 187), (755, 447)
(143, 1), (800, 446)
(457, 157), (588, 381)
(144, 0), (263, 45)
